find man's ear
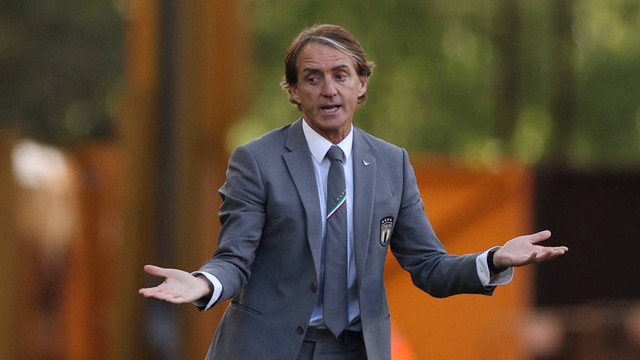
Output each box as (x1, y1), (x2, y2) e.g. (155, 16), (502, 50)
(358, 76), (369, 98)
(290, 85), (300, 104)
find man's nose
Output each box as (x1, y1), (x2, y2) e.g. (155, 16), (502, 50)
(321, 79), (338, 97)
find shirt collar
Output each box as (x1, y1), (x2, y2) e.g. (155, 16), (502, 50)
(302, 119), (353, 164)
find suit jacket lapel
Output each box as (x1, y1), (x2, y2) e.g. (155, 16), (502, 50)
(352, 128), (376, 286)
(283, 120), (323, 279)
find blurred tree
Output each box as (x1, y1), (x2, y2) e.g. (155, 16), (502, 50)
(570, 0), (640, 168)
(493, 0), (522, 155)
(231, 0), (640, 170)
(547, 0), (576, 168)
(0, 0), (124, 146)
(2, 0), (637, 166)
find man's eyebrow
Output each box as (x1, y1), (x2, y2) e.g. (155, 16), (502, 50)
(301, 67), (321, 75)
(332, 64), (351, 72)
(301, 64), (351, 74)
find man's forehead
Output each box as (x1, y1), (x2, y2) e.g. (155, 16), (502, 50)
(297, 42), (356, 71)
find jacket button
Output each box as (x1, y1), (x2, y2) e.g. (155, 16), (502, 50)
(310, 283), (317, 292)
(297, 326), (305, 334)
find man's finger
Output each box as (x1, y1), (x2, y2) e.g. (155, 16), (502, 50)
(533, 247), (568, 263)
(143, 264), (168, 277)
(528, 230), (552, 244)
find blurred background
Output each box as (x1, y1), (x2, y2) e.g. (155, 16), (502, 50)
(1, 0), (639, 359)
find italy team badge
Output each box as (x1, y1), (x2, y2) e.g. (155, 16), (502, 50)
(380, 216), (394, 246)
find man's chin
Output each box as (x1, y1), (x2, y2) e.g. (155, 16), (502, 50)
(320, 118), (350, 131)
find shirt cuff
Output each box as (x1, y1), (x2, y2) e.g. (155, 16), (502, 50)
(476, 247), (514, 287)
(191, 271), (223, 310)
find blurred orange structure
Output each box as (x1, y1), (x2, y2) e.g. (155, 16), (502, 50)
(387, 157), (533, 360)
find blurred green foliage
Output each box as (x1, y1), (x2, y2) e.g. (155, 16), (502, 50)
(1, 0), (638, 168)
(230, 0), (640, 169)
(0, 0), (124, 146)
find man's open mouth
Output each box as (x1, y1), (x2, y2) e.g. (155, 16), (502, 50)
(321, 105), (341, 113)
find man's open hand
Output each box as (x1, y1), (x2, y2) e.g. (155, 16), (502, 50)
(138, 265), (212, 304)
(493, 230), (568, 268)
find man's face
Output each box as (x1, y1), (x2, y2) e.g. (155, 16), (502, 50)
(290, 42), (368, 144)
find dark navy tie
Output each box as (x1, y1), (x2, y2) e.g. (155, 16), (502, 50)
(323, 145), (348, 337)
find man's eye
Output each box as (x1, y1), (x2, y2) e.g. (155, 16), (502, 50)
(335, 73), (347, 81)
(307, 76), (319, 85)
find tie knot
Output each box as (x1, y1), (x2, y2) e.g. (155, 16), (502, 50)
(326, 145), (345, 163)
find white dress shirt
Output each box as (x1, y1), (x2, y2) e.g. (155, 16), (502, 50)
(301, 120), (358, 327)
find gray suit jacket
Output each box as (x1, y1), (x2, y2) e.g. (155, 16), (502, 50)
(199, 119), (493, 359)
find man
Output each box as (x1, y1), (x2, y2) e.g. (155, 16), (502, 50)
(139, 24), (568, 359)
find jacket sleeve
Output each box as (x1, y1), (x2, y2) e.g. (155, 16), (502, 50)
(389, 149), (494, 298)
(198, 145), (267, 301)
